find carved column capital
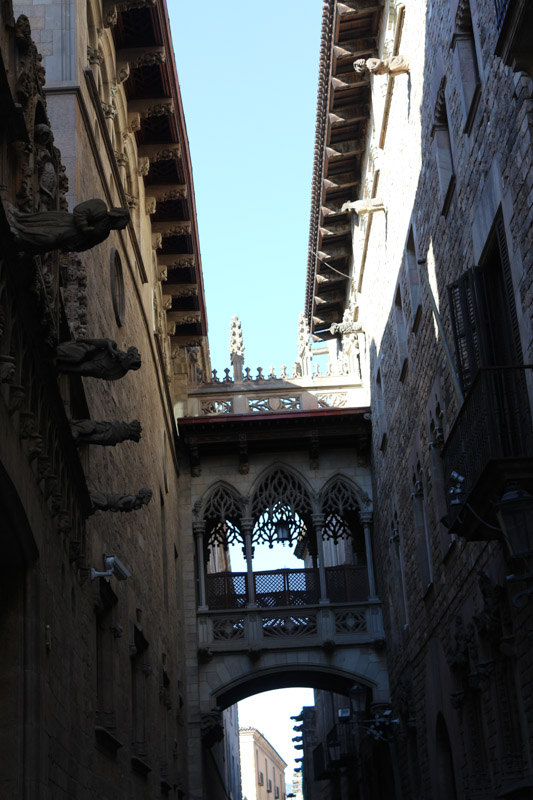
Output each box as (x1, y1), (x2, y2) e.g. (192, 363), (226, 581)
(359, 508), (373, 526)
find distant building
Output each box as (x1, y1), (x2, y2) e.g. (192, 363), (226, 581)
(239, 727), (287, 800)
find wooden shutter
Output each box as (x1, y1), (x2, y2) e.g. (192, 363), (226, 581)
(448, 268), (483, 394)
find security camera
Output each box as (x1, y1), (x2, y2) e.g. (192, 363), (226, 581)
(108, 556), (131, 581)
(90, 555), (131, 581)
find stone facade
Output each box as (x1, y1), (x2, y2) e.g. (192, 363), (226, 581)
(0, 0), (210, 798)
(239, 727), (287, 800)
(306, 0), (533, 798)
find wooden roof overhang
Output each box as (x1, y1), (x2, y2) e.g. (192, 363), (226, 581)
(305, 0), (384, 340)
(177, 407), (371, 475)
(112, 0), (207, 347)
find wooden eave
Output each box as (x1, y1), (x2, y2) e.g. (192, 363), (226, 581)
(178, 407), (371, 471)
(306, 0), (383, 339)
(112, 0), (207, 343)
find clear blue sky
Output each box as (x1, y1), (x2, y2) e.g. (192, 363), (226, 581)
(169, 0), (323, 375)
(168, 2), (323, 775)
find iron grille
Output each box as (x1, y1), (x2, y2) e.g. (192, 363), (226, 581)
(254, 569), (320, 607)
(206, 572), (247, 609)
(443, 366), (533, 528)
(326, 565), (370, 602)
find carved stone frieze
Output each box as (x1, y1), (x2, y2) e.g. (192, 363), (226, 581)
(61, 253), (88, 338)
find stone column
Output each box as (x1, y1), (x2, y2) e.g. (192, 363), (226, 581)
(312, 514), (329, 604)
(360, 509), (377, 599)
(241, 517), (256, 607)
(193, 521), (207, 610)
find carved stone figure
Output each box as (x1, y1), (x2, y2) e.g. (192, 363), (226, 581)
(34, 124), (57, 211)
(70, 419), (142, 446)
(55, 338), (141, 380)
(200, 711), (224, 748)
(89, 487), (152, 513)
(353, 55), (409, 76)
(6, 198), (130, 255)
(341, 198), (386, 215)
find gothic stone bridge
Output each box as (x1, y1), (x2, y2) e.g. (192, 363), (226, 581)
(178, 404), (390, 723)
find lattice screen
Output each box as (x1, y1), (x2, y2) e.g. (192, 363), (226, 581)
(251, 468), (312, 547)
(202, 484), (244, 550)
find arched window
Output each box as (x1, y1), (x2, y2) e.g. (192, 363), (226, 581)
(250, 467), (312, 548)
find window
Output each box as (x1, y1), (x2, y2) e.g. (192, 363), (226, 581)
(110, 247), (125, 326)
(267, 778), (273, 793)
(258, 771), (264, 786)
(448, 213), (523, 394)
(394, 286), (408, 380)
(432, 79), (455, 215)
(452, 0), (481, 133)
(375, 368), (387, 451)
(405, 227), (422, 331)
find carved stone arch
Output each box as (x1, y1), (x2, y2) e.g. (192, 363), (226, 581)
(249, 463), (316, 548)
(195, 481), (246, 552)
(319, 473), (369, 547)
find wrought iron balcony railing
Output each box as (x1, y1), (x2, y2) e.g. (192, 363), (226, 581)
(442, 366), (533, 534)
(206, 566), (370, 610)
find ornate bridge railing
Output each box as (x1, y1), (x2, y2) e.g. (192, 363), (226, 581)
(197, 600), (384, 652)
(206, 566), (370, 610)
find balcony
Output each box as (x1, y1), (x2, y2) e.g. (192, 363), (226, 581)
(198, 566), (382, 653)
(443, 367), (533, 538)
(206, 566), (370, 610)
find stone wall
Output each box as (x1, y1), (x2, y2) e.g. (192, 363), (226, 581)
(355, 0), (533, 796)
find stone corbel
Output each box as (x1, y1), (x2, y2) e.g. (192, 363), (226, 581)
(103, 0), (157, 27)
(353, 55), (409, 76)
(127, 111), (141, 133)
(137, 143), (181, 163)
(102, 102), (117, 120)
(145, 185), (187, 202)
(158, 254), (195, 269)
(151, 233), (162, 250)
(152, 221), (191, 238)
(145, 197), (157, 215)
(128, 99), (174, 119)
(137, 156), (150, 176)
(162, 295), (172, 310)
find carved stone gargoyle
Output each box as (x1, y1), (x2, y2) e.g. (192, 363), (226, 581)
(55, 338), (141, 380)
(70, 419), (142, 446)
(354, 55), (409, 77)
(5, 198), (130, 255)
(341, 198), (386, 215)
(89, 487), (152, 514)
(200, 710), (224, 748)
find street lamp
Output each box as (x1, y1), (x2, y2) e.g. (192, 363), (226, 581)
(350, 683), (368, 715)
(275, 519), (291, 544)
